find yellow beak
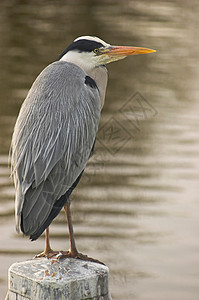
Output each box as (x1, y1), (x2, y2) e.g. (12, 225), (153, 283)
(99, 45), (156, 64)
(105, 45), (156, 56)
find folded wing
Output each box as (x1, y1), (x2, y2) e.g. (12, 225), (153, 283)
(11, 61), (100, 237)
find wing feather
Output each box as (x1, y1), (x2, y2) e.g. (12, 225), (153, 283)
(11, 61), (101, 235)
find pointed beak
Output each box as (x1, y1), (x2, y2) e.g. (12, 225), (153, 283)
(99, 45), (156, 64)
(105, 45), (156, 56)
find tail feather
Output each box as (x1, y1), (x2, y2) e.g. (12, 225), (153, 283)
(27, 170), (84, 241)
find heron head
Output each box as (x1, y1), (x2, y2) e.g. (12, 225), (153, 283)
(59, 36), (156, 70)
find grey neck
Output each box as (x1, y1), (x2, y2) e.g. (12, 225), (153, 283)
(87, 66), (108, 109)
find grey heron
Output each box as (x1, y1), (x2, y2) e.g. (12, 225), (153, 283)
(11, 36), (155, 263)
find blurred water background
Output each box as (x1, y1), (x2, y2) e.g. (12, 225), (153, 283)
(0, 1), (199, 299)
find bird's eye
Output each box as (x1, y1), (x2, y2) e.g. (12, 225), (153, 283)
(93, 48), (99, 54)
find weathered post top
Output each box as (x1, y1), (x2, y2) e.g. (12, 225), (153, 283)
(7, 257), (111, 300)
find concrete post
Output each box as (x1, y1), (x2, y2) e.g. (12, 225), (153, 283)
(7, 257), (111, 300)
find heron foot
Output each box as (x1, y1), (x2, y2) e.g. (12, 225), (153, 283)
(54, 250), (105, 265)
(34, 249), (58, 259)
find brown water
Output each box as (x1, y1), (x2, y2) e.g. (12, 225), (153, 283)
(0, 1), (199, 299)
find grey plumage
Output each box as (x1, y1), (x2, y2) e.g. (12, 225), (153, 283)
(10, 36), (155, 253)
(11, 61), (101, 237)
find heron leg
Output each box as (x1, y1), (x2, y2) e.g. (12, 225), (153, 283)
(64, 199), (78, 256)
(34, 227), (58, 258)
(44, 227), (53, 254)
(55, 199), (105, 265)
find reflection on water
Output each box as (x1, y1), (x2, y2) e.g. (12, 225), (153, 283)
(0, 1), (199, 299)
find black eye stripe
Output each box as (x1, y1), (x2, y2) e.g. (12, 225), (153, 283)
(58, 39), (104, 59)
